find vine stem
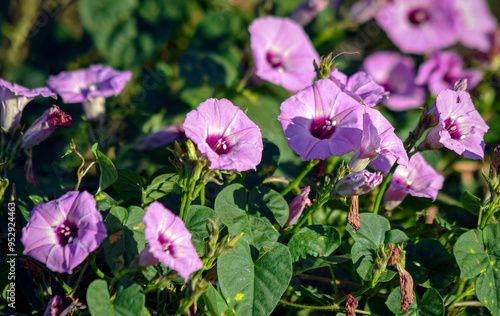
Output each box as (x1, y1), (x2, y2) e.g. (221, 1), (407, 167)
(54, 273), (72, 294)
(281, 160), (319, 196)
(372, 163), (397, 214)
(69, 262), (88, 297)
(447, 286), (475, 310)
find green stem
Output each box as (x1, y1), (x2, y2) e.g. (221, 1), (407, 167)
(89, 255), (112, 282)
(54, 273), (72, 294)
(281, 160), (319, 196)
(372, 163), (398, 214)
(447, 286), (475, 310)
(69, 262), (88, 297)
(279, 299), (341, 311)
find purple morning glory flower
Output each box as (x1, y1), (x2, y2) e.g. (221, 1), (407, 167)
(371, 153), (444, 210)
(452, 0), (497, 52)
(278, 79), (364, 160)
(419, 89), (489, 160)
(47, 64), (132, 121)
(183, 98), (263, 172)
(362, 51), (426, 111)
(330, 69), (389, 107)
(249, 16), (320, 92)
(332, 169), (383, 197)
(137, 123), (185, 151)
(20, 191), (107, 273)
(137, 201), (202, 280)
(375, 0), (457, 54)
(0, 79), (56, 133)
(22, 105), (73, 150)
(416, 51), (483, 97)
(286, 186), (312, 226)
(349, 109), (408, 172)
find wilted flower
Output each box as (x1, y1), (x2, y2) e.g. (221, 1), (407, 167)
(348, 195), (360, 231)
(332, 170), (383, 197)
(0, 79), (56, 133)
(278, 79), (364, 160)
(137, 123), (185, 151)
(375, 0), (456, 54)
(137, 201), (202, 279)
(452, 0), (497, 52)
(21, 191), (107, 273)
(349, 110), (408, 172)
(362, 52), (426, 111)
(43, 296), (63, 316)
(47, 64), (132, 121)
(249, 16), (319, 91)
(183, 98), (263, 172)
(330, 70), (388, 107)
(22, 105), (73, 150)
(387, 244), (401, 266)
(371, 153), (444, 210)
(286, 186), (312, 226)
(290, 0), (329, 26)
(416, 51), (483, 96)
(345, 294), (358, 316)
(419, 90), (489, 160)
(397, 265), (415, 312)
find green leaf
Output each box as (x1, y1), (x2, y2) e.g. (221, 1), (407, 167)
(385, 229), (410, 245)
(386, 287), (443, 316)
(87, 279), (145, 316)
(202, 284), (236, 316)
(144, 173), (178, 204)
(408, 239), (454, 289)
(434, 215), (453, 231)
(96, 192), (117, 211)
(293, 254), (351, 276)
(346, 213), (393, 281)
(214, 184), (288, 248)
(453, 229), (488, 278)
(185, 205), (218, 256)
(92, 143), (118, 193)
(113, 170), (144, 205)
(217, 241), (292, 316)
(287, 225), (341, 262)
(460, 191), (482, 216)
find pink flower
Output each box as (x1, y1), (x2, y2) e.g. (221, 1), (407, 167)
(420, 90), (489, 160)
(249, 16), (319, 91)
(416, 51), (483, 96)
(137, 123), (185, 151)
(286, 186), (312, 226)
(183, 98), (263, 172)
(22, 105), (73, 150)
(278, 79), (364, 160)
(362, 52), (426, 111)
(137, 202), (202, 279)
(332, 170), (383, 197)
(21, 191), (107, 273)
(330, 70), (388, 107)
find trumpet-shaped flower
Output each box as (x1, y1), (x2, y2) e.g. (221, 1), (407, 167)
(362, 52), (426, 111)
(22, 105), (73, 150)
(416, 51), (483, 96)
(375, 0), (457, 54)
(47, 64), (131, 121)
(371, 153), (444, 210)
(278, 79), (364, 160)
(286, 186), (312, 226)
(0, 79), (56, 133)
(137, 202), (202, 279)
(183, 98), (263, 172)
(20, 191), (107, 273)
(249, 16), (319, 91)
(349, 110), (408, 172)
(420, 89), (489, 160)
(332, 170), (383, 197)
(330, 70), (388, 107)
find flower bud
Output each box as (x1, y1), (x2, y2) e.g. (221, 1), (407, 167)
(21, 105), (72, 150)
(286, 186), (312, 226)
(332, 170), (383, 197)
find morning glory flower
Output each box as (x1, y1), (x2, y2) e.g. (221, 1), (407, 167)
(332, 170), (383, 197)
(0, 79), (56, 133)
(286, 186), (312, 226)
(183, 98), (263, 172)
(375, 0), (456, 54)
(330, 70), (388, 107)
(278, 79), (364, 160)
(22, 105), (73, 150)
(290, 0), (329, 26)
(419, 89), (489, 160)
(416, 51), (483, 96)
(249, 16), (319, 91)
(371, 153), (444, 210)
(47, 64), (132, 121)
(349, 110), (408, 172)
(137, 123), (185, 151)
(452, 0), (497, 52)
(20, 191), (107, 273)
(362, 51), (426, 111)
(137, 201), (202, 280)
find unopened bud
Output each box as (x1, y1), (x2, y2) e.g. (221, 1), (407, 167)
(22, 105), (73, 150)
(332, 170), (383, 197)
(186, 139), (198, 161)
(287, 186), (312, 226)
